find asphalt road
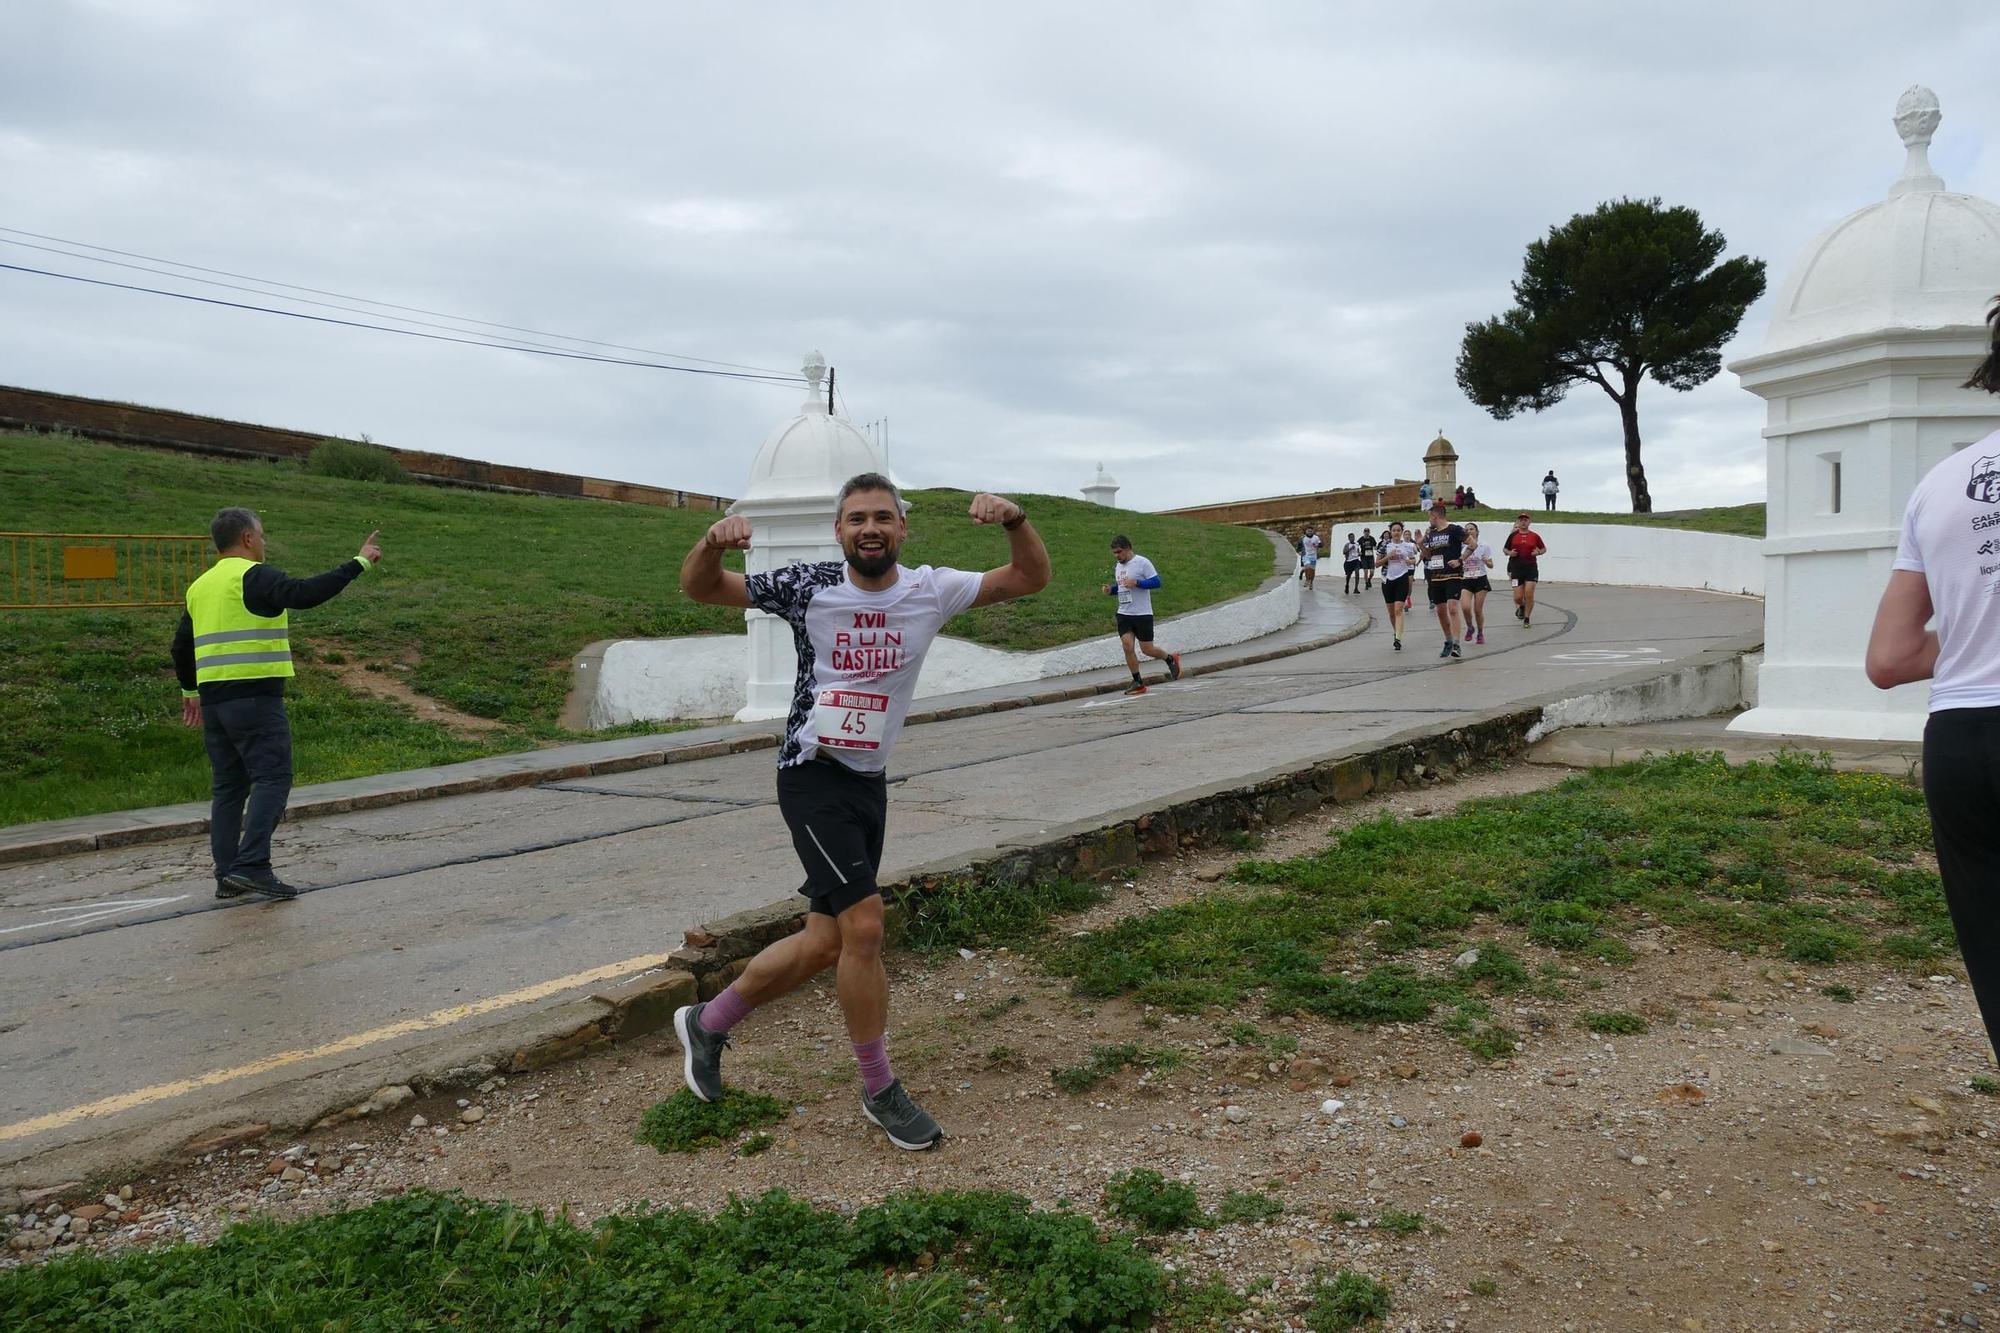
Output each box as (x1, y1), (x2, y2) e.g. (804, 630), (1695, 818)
(0, 583), (1761, 1181)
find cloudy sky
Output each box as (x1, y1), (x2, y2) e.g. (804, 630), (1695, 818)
(2, 2), (1995, 514)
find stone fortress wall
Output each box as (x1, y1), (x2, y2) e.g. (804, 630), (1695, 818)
(0, 384), (733, 511)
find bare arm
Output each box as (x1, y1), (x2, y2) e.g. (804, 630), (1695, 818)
(679, 515), (754, 608)
(967, 493), (1050, 608)
(1865, 568), (1939, 689)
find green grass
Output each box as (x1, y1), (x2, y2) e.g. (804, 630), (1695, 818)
(1037, 753), (1946, 1059)
(1305, 1270), (1393, 1330)
(1052, 1042), (1186, 1094)
(635, 1088), (787, 1153)
(1367, 502), (1763, 537)
(1581, 1009), (1648, 1035)
(0, 1188), (1167, 1331)
(0, 431), (1271, 825)
(1102, 1169), (1204, 1233)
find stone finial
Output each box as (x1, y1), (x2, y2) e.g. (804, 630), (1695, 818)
(802, 350), (827, 391)
(1890, 85), (1945, 198)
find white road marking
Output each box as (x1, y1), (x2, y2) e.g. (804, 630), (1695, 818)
(0, 895), (189, 936)
(1548, 648), (1662, 663)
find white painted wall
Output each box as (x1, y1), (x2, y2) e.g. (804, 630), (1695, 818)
(586, 556), (1312, 728)
(1527, 523), (1763, 596)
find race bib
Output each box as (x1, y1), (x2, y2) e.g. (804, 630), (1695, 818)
(814, 688), (888, 751)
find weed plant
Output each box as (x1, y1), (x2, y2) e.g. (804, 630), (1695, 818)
(1042, 754), (1944, 1059)
(1102, 1169), (1205, 1232)
(1305, 1269), (1393, 1330)
(635, 1088), (786, 1153)
(0, 1188), (1166, 1331)
(1052, 1043), (1185, 1093)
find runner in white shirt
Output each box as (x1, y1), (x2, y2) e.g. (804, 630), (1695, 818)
(1299, 528), (1322, 589)
(1105, 535), (1182, 695)
(1457, 522), (1496, 646)
(1375, 520), (1419, 651)
(674, 472), (1050, 1149)
(1867, 303), (2000, 1060)
(1342, 534), (1363, 594)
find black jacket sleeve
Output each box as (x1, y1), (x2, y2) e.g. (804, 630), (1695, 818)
(172, 611), (196, 691)
(241, 559), (365, 617)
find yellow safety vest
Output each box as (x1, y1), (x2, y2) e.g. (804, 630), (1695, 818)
(185, 557), (293, 686)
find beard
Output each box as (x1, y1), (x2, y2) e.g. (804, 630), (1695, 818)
(844, 536), (900, 578)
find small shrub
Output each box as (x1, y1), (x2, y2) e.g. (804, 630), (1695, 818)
(1973, 1075), (2000, 1096)
(1103, 1169), (1204, 1233)
(1374, 1209), (1425, 1235)
(1161, 1273), (1249, 1329)
(1216, 1190), (1283, 1225)
(1053, 1043), (1182, 1093)
(1821, 983), (1857, 1002)
(1469, 1278), (1499, 1297)
(1581, 1009), (1648, 1035)
(1306, 1269), (1392, 1330)
(307, 437), (408, 483)
(1459, 1023), (1519, 1061)
(737, 1133), (774, 1157)
(636, 1088), (786, 1153)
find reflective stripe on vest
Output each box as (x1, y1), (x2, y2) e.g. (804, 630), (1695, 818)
(185, 556), (293, 685)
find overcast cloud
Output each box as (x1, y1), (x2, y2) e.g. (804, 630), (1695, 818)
(2, 1), (1995, 514)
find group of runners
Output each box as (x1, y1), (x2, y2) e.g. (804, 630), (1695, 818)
(1303, 506), (1547, 656)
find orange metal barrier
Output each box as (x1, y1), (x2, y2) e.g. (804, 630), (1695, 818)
(0, 533), (213, 609)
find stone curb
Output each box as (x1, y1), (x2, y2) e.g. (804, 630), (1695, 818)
(0, 615), (1367, 868)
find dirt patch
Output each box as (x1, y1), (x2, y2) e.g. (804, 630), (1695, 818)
(324, 653), (507, 737)
(12, 761), (2000, 1331)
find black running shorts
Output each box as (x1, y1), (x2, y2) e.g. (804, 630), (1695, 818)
(1115, 613), (1155, 642)
(777, 752), (888, 917)
(1426, 578), (1461, 606)
(1508, 558), (1539, 585)
(1380, 573), (1411, 604)
(1461, 576), (1492, 595)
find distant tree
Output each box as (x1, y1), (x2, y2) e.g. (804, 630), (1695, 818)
(1455, 198), (1766, 513)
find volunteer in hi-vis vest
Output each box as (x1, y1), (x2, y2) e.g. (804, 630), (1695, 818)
(172, 507), (382, 900)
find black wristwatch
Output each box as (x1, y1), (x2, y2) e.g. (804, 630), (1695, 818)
(1001, 506), (1027, 530)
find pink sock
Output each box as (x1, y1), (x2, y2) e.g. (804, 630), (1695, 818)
(699, 986), (752, 1035)
(853, 1036), (894, 1096)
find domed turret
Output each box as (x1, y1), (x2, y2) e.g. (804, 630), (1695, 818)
(739, 352), (886, 503)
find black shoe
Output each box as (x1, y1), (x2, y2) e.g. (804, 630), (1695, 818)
(223, 872), (298, 900)
(1449, 641), (1462, 659)
(214, 877), (249, 900)
(1166, 653), (1182, 682)
(1438, 642), (1451, 659)
(1515, 605), (1524, 620)
(1393, 637), (1402, 651)
(861, 1078), (942, 1151)
(673, 1003), (729, 1103)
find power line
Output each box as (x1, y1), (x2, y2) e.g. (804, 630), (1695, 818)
(0, 261), (807, 385)
(0, 224), (796, 377)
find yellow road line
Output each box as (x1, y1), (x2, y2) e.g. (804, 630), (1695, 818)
(0, 953), (670, 1144)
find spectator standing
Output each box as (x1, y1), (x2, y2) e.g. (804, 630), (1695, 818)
(1418, 479), (1434, 511)
(173, 509), (381, 899)
(1453, 484), (1467, 509)
(1866, 299), (2000, 1060)
(1542, 471), (1560, 512)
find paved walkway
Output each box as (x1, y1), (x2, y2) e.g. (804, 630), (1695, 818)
(1528, 712), (1922, 775)
(0, 584), (1762, 1182)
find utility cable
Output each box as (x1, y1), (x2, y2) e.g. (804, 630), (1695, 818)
(0, 224), (795, 376)
(0, 261), (806, 385)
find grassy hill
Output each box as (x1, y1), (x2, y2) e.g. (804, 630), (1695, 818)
(0, 431), (1272, 825)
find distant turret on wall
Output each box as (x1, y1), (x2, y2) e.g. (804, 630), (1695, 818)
(1081, 462), (1120, 508)
(1424, 431), (1458, 494)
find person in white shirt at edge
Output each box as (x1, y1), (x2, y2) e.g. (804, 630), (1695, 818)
(1342, 533), (1363, 594)
(1457, 521), (1496, 646)
(1867, 296), (2000, 1064)
(1298, 527), (1322, 589)
(674, 473), (1050, 1150)
(1375, 519), (1419, 651)
(1104, 535), (1183, 696)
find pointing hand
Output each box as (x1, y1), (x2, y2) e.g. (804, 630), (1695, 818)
(358, 530), (382, 564)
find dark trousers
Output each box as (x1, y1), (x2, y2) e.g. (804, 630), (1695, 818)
(203, 694), (294, 879)
(1544, 494), (1556, 511)
(1924, 708), (2000, 1059)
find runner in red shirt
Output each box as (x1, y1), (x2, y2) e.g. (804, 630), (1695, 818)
(1502, 513), (1547, 628)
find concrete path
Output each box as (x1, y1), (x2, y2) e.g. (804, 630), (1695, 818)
(1528, 711), (1923, 776)
(0, 584), (1762, 1183)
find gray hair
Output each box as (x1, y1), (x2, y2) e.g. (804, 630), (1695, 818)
(210, 507), (261, 551)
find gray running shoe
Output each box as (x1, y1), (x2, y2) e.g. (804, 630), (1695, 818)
(861, 1078), (942, 1151)
(673, 1003), (729, 1103)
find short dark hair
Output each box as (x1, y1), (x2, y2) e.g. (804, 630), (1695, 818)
(210, 507), (260, 551)
(1967, 296), (2000, 395)
(1110, 534), (1132, 550)
(837, 472), (903, 513)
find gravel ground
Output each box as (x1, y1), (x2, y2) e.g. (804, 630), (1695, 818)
(7, 761), (1999, 1332)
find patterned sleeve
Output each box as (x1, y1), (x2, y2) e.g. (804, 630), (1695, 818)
(744, 561), (843, 620)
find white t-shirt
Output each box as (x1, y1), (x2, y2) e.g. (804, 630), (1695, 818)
(1893, 431), (2000, 713)
(1379, 539), (1418, 581)
(1543, 476), (1559, 496)
(1342, 540), (1361, 563)
(1300, 534), (1321, 564)
(1113, 553), (1158, 615)
(746, 560), (983, 770)
(1462, 543), (1495, 579)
